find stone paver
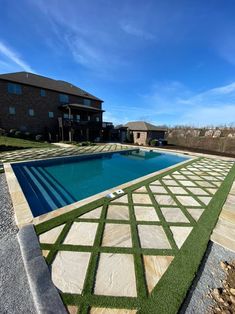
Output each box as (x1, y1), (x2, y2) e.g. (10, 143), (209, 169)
(179, 180), (196, 187)
(176, 196), (201, 207)
(94, 253), (137, 297)
(211, 181), (235, 252)
(187, 187), (209, 195)
(106, 205), (129, 220)
(0, 144), (131, 163)
(132, 193), (153, 204)
(138, 225), (171, 249)
(198, 196), (212, 206)
(154, 194), (177, 206)
(168, 186), (189, 195)
(134, 206), (159, 221)
(79, 207), (102, 219)
(102, 223), (132, 247)
(52, 251), (91, 293)
(64, 222), (98, 246)
(112, 194), (129, 204)
(170, 226), (193, 248)
(143, 255), (174, 293)
(186, 208), (204, 221)
(134, 186), (148, 193)
(39, 224), (65, 244)
(149, 185), (168, 194)
(161, 207), (189, 223)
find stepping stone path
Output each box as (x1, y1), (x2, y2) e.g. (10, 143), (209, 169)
(38, 157), (234, 313)
(0, 144), (130, 163)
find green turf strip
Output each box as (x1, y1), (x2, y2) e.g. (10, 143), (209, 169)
(35, 157), (235, 314)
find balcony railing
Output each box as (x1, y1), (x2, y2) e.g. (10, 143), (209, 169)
(63, 118), (101, 127)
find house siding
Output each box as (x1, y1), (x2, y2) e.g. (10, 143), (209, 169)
(0, 79), (103, 140)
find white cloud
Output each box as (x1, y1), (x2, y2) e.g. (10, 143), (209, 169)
(120, 22), (155, 40)
(0, 41), (34, 72)
(138, 80), (235, 126)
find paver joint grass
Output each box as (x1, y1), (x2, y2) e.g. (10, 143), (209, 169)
(35, 156), (235, 314)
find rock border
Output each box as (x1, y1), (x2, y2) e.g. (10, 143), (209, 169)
(17, 224), (67, 314)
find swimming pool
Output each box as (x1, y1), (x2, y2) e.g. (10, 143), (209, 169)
(12, 150), (189, 217)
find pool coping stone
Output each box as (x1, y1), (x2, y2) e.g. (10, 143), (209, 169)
(4, 147), (193, 227)
(17, 224), (67, 314)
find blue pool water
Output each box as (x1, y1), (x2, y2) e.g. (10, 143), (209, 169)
(12, 150), (189, 217)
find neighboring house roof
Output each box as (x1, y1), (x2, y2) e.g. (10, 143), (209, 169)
(0, 72), (103, 101)
(114, 124), (128, 129)
(124, 121), (167, 131)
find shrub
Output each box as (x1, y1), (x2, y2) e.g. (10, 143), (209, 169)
(35, 134), (43, 141)
(150, 139), (159, 147)
(9, 129), (17, 136)
(0, 128), (6, 136)
(24, 132), (31, 139)
(14, 131), (22, 138)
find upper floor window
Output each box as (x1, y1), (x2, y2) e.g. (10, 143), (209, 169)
(40, 89), (46, 97)
(48, 111), (54, 118)
(83, 98), (91, 106)
(8, 83), (22, 95)
(9, 106), (16, 115)
(96, 116), (100, 122)
(76, 114), (80, 121)
(59, 94), (69, 103)
(63, 113), (69, 119)
(87, 115), (91, 121)
(28, 108), (35, 116)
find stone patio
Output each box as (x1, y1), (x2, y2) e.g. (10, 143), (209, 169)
(37, 156), (234, 313)
(0, 144), (131, 163)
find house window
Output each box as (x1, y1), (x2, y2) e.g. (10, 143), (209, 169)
(96, 116), (100, 122)
(87, 115), (91, 121)
(28, 109), (35, 116)
(63, 113), (69, 119)
(84, 98), (91, 106)
(8, 83), (22, 94)
(48, 111), (54, 118)
(76, 114), (80, 121)
(40, 89), (46, 97)
(59, 94), (69, 103)
(137, 132), (141, 139)
(9, 106), (16, 115)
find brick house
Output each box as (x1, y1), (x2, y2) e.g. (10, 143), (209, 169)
(124, 121), (167, 145)
(0, 72), (105, 141)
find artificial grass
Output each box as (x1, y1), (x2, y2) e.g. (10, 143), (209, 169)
(0, 135), (54, 151)
(35, 157), (235, 314)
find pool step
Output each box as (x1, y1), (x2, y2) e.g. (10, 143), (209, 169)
(29, 167), (67, 209)
(14, 166), (51, 216)
(23, 166), (58, 212)
(37, 167), (76, 205)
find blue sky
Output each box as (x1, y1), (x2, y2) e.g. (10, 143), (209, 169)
(0, 0), (235, 126)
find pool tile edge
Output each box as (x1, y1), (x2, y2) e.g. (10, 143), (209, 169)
(4, 149), (194, 228)
(4, 162), (33, 227)
(32, 157), (194, 226)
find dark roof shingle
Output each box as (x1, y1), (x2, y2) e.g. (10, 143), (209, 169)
(0, 72), (102, 101)
(124, 121), (167, 131)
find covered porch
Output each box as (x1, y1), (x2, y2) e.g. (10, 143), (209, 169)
(59, 103), (104, 142)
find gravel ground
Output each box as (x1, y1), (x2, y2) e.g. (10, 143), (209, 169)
(0, 173), (36, 314)
(180, 241), (235, 314)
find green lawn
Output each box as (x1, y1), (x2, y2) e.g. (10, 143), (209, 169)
(0, 136), (54, 151)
